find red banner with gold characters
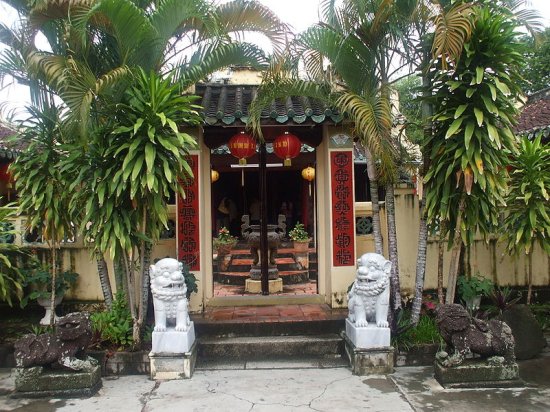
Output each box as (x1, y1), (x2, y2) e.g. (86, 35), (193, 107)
(330, 151), (355, 266)
(177, 154), (200, 271)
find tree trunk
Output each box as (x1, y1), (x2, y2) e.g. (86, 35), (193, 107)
(385, 183), (401, 311)
(95, 250), (113, 309)
(365, 148), (383, 255)
(138, 242), (152, 339)
(411, 70), (433, 323)
(437, 231), (445, 304)
(445, 198), (466, 304)
(411, 188), (428, 325)
(527, 252), (533, 305)
(114, 256), (127, 295)
(49, 243), (57, 326)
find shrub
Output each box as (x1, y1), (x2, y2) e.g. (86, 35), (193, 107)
(90, 292), (133, 349)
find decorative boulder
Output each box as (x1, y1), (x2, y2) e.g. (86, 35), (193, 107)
(502, 305), (546, 360)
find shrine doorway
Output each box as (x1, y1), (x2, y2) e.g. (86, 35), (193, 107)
(209, 140), (318, 298)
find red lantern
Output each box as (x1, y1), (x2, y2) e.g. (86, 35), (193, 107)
(228, 131), (256, 165)
(273, 132), (301, 166)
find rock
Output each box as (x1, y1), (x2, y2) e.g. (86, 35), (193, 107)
(502, 305), (546, 360)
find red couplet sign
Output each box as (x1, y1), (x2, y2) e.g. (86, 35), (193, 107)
(330, 151), (355, 267)
(177, 154), (200, 271)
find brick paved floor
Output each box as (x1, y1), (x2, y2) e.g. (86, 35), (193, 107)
(194, 303), (347, 323)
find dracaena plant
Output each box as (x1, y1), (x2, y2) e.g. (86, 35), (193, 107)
(500, 134), (550, 304)
(71, 69), (201, 346)
(423, 3), (526, 303)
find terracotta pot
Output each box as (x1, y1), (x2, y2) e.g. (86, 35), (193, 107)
(216, 243), (235, 256)
(293, 240), (310, 253)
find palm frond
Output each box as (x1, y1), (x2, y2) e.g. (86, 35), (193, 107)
(431, 2), (475, 69)
(296, 24), (373, 92)
(150, 0), (219, 54)
(336, 88), (396, 175)
(216, 0), (290, 57)
(248, 78), (333, 140)
(71, 0), (156, 69)
(178, 42), (268, 88)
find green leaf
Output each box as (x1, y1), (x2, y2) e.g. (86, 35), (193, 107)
(476, 67), (484, 84)
(145, 143), (156, 173)
(131, 155), (145, 181)
(466, 88), (476, 98)
(488, 84), (496, 101)
(474, 108), (483, 127)
(454, 104), (468, 119)
(147, 173), (155, 191)
(445, 118), (464, 139)
(133, 118), (144, 135)
(157, 112), (166, 126)
(481, 95), (498, 115)
(494, 78), (510, 96)
(464, 122), (475, 148)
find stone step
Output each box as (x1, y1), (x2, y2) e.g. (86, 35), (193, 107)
(195, 354), (348, 370)
(197, 334), (344, 361)
(194, 317), (345, 337)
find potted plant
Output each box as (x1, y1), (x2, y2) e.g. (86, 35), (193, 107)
(213, 227), (237, 257)
(457, 274), (493, 312)
(20, 260), (79, 325)
(289, 222), (311, 252)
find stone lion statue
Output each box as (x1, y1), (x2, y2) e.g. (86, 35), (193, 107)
(150, 258), (190, 332)
(348, 253), (391, 328)
(435, 304), (515, 367)
(14, 312), (96, 371)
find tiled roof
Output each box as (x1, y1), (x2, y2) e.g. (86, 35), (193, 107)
(196, 83), (343, 126)
(515, 88), (550, 139)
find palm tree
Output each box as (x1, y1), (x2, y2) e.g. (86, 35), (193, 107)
(250, 0), (428, 319)
(1, 0), (288, 345)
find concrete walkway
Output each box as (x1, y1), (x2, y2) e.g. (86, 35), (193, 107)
(1, 353), (549, 411)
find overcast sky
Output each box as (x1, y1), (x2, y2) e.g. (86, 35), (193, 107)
(0, 0), (549, 117)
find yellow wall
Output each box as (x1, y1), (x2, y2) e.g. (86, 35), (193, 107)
(356, 184), (550, 298)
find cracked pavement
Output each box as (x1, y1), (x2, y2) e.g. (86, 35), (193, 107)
(1, 357), (550, 412)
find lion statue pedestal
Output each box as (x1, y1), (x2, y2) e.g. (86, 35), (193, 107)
(149, 258), (196, 380)
(13, 312), (101, 398)
(433, 304), (521, 388)
(343, 253), (394, 375)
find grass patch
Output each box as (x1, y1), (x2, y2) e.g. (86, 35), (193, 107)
(392, 312), (444, 351)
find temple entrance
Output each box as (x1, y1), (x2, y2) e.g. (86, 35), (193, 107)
(210, 142), (318, 297)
